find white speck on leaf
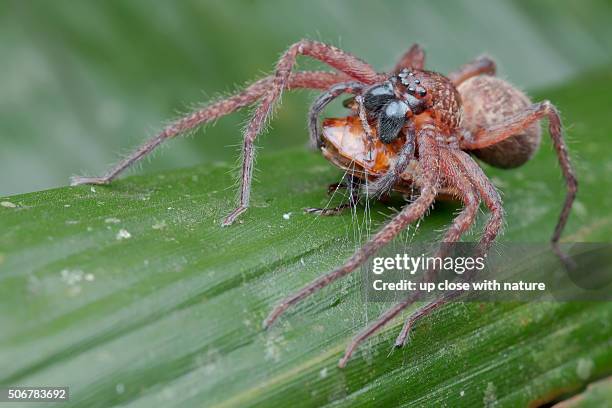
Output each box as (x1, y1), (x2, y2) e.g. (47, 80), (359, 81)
(576, 358), (594, 380)
(283, 212), (292, 220)
(483, 382), (497, 407)
(152, 220), (167, 230)
(460, 390), (465, 397)
(84, 273), (95, 282)
(116, 229), (132, 240)
(90, 187), (96, 193)
(61, 269), (83, 285)
(115, 383), (125, 394)
(319, 367), (328, 378)
(105, 217), (120, 224)
(1, 201), (16, 208)
(64, 204), (71, 208)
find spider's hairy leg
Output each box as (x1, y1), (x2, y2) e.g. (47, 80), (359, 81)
(222, 39), (385, 227)
(393, 295), (453, 350)
(339, 292), (420, 368)
(393, 43), (426, 73)
(394, 149), (480, 347)
(452, 150), (504, 253)
(460, 101), (577, 260)
(437, 150), (481, 243)
(70, 71), (349, 186)
(308, 81), (365, 149)
(391, 151), (504, 351)
(447, 56), (497, 86)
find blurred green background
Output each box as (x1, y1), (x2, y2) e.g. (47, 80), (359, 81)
(1, 0), (612, 196)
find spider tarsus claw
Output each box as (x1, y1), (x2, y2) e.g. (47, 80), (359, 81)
(263, 308), (282, 329)
(394, 325), (411, 347)
(552, 242), (577, 271)
(69, 176), (110, 186)
(338, 353), (350, 368)
(221, 206), (247, 227)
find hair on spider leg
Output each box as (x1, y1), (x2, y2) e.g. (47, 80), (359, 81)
(221, 143), (262, 199)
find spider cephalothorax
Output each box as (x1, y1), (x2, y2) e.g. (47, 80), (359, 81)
(72, 41), (577, 368)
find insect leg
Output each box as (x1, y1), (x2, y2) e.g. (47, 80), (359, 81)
(308, 81), (365, 149)
(304, 175), (361, 216)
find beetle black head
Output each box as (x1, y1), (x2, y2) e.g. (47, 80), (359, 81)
(360, 70), (427, 144)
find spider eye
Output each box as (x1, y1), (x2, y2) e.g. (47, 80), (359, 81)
(378, 100), (409, 144)
(417, 88), (427, 97)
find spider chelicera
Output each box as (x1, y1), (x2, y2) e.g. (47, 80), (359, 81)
(72, 41), (577, 367)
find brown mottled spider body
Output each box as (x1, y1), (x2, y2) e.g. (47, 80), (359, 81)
(72, 41), (577, 368)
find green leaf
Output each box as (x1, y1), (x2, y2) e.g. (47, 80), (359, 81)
(1, 72), (611, 407)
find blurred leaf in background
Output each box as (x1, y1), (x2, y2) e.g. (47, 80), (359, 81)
(1, 0), (611, 196)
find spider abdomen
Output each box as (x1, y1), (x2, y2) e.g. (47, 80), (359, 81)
(458, 76), (541, 168)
